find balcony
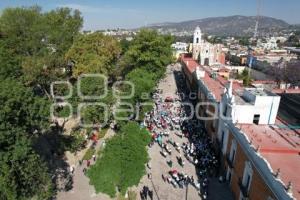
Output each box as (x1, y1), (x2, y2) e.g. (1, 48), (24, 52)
(226, 154), (234, 169)
(238, 178), (249, 198)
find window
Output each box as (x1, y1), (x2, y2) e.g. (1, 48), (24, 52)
(196, 38), (199, 43)
(228, 139), (237, 168)
(239, 161), (253, 200)
(221, 131), (225, 146)
(229, 140), (237, 162)
(231, 150), (236, 163)
(253, 114), (260, 124)
(245, 174), (251, 189)
(242, 161), (253, 191)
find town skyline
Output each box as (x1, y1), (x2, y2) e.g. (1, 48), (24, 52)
(1, 0), (300, 30)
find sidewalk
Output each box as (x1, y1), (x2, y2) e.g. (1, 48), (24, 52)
(56, 128), (116, 200)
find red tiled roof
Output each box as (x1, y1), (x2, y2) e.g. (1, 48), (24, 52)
(199, 66), (243, 101)
(201, 71), (224, 101)
(181, 55), (199, 75)
(239, 123), (300, 199)
(182, 55), (243, 102)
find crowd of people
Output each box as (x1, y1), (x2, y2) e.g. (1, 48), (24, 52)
(141, 70), (221, 199)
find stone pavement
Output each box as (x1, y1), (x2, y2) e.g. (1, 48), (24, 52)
(132, 64), (234, 200)
(56, 64), (234, 200)
(132, 64), (200, 200)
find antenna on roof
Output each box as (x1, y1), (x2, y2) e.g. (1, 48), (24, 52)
(253, 0), (261, 39)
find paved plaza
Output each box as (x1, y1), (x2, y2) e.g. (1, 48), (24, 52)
(57, 64), (233, 200)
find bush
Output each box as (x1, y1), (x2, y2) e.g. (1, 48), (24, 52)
(66, 129), (86, 153)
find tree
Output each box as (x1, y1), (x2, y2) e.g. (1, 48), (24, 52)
(0, 79), (50, 133)
(0, 80), (53, 199)
(0, 127), (53, 200)
(237, 69), (252, 86)
(119, 39), (131, 54)
(125, 68), (156, 104)
(87, 122), (150, 197)
(0, 6), (44, 57)
(0, 41), (21, 79)
(229, 54), (241, 66)
(119, 29), (174, 79)
(43, 8), (83, 55)
(238, 37), (250, 46)
(284, 35), (300, 47)
(65, 33), (121, 78)
(0, 6), (83, 92)
(271, 60), (300, 86)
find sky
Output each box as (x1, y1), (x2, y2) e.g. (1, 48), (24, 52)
(0, 0), (300, 30)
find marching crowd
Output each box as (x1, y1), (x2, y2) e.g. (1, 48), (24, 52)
(141, 71), (221, 199)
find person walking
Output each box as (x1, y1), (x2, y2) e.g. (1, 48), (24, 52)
(148, 190), (153, 200)
(148, 173), (152, 179)
(140, 191), (145, 200)
(92, 154), (96, 162)
(70, 165), (75, 174)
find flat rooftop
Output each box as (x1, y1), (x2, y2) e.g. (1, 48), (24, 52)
(246, 88), (277, 97)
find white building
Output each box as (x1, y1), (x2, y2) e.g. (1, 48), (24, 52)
(172, 42), (189, 59)
(257, 37), (278, 50)
(171, 42), (188, 51)
(219, 82), (281, 126)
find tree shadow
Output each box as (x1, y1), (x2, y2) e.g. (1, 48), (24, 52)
(172, 66), (230, 199)
(33, 123), (78, 198)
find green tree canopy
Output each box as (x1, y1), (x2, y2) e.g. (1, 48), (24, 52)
(0, 127), (53, 200)
(125, 68), (156, 103)
(119, 29), (174, 79)
(0, 79), (50, 133)
(0, 6), (83, 89)
(65, 32), (121, 78)
(0, 80), (53, 200)
(88, 122), (150, 197)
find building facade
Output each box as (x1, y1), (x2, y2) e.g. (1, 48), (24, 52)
(192, 26), (225, 66)
(180, 53), (299, 200)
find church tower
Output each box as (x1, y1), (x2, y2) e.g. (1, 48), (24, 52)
(193, 26), (202, 44)
(192, 26), (202, 61)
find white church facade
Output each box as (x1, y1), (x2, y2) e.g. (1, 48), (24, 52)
(192, 26), (225, 66)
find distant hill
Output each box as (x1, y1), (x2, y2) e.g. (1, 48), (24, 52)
(147, 15), (290, 36)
